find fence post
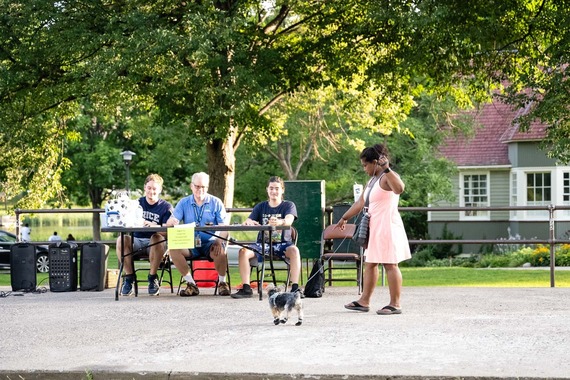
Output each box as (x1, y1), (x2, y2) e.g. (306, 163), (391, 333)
(15, 209), (21, 242)
(549, 204), (555, 288)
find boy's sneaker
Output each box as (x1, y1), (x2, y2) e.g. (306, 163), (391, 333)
(148, 274), (160, 296)
(231, 288), (253, 299)
(121, 275), (134, 296)
(180, 282), (200, 297)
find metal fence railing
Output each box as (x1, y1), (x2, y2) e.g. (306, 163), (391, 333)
(326, 204), (570, 288)
(14, 204), (570, 287)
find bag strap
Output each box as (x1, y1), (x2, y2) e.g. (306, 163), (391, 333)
(363, 173), (384, 210)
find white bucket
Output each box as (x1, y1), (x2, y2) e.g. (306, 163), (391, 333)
(100, 212), (108, 228)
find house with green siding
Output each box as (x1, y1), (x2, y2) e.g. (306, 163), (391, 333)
(430, 100), (570, 253)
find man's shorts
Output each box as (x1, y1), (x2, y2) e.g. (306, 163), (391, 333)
(189, 239), (226, 262)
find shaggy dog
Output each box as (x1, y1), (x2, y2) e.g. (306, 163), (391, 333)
(267, 284), (304, 326)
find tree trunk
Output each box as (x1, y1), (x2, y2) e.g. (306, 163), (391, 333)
(207, 136), (236, 208)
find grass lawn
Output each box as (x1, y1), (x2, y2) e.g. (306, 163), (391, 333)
(401, 267), (570, 287)
(312, 267), (570, 288)
(2, 247), (569, 288)
(2, 259), (569, 288)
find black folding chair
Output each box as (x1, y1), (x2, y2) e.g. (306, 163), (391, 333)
(251, 226), (298, 292)
(320, 224), (364, 294)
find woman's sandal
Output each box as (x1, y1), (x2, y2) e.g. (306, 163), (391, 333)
(344, 301), (370, 312)
(376, 305), (402, 315)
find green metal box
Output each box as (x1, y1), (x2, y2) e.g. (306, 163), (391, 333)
(284, 180), (326, 259)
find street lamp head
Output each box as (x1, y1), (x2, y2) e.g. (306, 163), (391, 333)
(120, 150), (136, 164)
(120, 150), (136, 193)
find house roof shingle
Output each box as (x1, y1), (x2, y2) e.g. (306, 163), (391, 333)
(438, 100), (546, 167)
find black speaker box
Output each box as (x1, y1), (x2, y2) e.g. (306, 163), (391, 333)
(80, 242), (107, 291)
(10, 243), (37, 291)
(48, 242), (78, 292)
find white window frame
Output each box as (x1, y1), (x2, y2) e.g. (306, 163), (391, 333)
(509, 167), (570, 221)
(562, 170), (570, 205)
(510, 171), (518, 220)
(525, 171), (552, 219)
(459, 172), (490, 221)
(559, 170), (570, 218)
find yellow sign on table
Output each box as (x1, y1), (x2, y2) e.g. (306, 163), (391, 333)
(167, 224), (195, 249)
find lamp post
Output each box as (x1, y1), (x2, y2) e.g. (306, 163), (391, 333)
(120, 150), (136, 193)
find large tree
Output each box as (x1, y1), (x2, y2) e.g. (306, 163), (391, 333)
(2, 0), (569, 209)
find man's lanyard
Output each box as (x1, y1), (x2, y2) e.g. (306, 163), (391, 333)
(192, 203), (206, 225)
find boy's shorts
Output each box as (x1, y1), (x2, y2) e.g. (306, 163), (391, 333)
(132, 238), (151, 256)
(132, 237), (167, 256)
(248, 241), (294, 262)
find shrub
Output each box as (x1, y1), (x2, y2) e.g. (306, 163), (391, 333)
(452, 256), (479, 268)
(556, 244), (570, 266)
(424, 258), (452, 267)
(433, 224), (463, 259)
(478, 254), (512, 268)
(507, 249), (533, 267)
(529, 245), (550, 267)
(557, 252), (570, 266)
(403, 248), (435, 267)
(406, 244), (570, 268)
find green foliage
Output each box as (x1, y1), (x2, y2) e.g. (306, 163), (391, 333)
(557, 252), (570, 267)
(529, 245), (551, 267)
(524, 244), (570, 267)
(234, 149), (284, 206)
(0, 115), (73, 210)
(62, 105), (124, 208)
(236, 84), (462, 216)
(83, 369), (94, 380)
(2, 0), (570, 209)
(431, 223), (463, 260)
(505, 249), (534, 267)
(410, 244), (570, 269)
(477, 253), (529, 268)
(402, 247), (436, 267)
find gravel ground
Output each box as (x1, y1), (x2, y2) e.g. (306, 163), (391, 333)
(0, 285), (569, 379)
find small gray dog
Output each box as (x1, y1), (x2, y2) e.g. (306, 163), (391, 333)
(267, 284), (304, 326)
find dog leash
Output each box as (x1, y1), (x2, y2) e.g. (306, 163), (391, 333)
(306, 176), (382, 285)
(304, 234), (359, 284)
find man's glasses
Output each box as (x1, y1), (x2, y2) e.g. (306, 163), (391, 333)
(192, 184), (208, 190)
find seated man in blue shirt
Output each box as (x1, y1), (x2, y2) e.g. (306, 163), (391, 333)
(166, 172), (230, 296)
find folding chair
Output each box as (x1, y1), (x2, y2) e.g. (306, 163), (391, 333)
(251, 226), (298, 292)
(320, 224), (364, 294)
(176, 255), (231, 295)
(133, 245), (174, 296)
(114, 232), (173, 297)
(176, 231), (231, 295)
